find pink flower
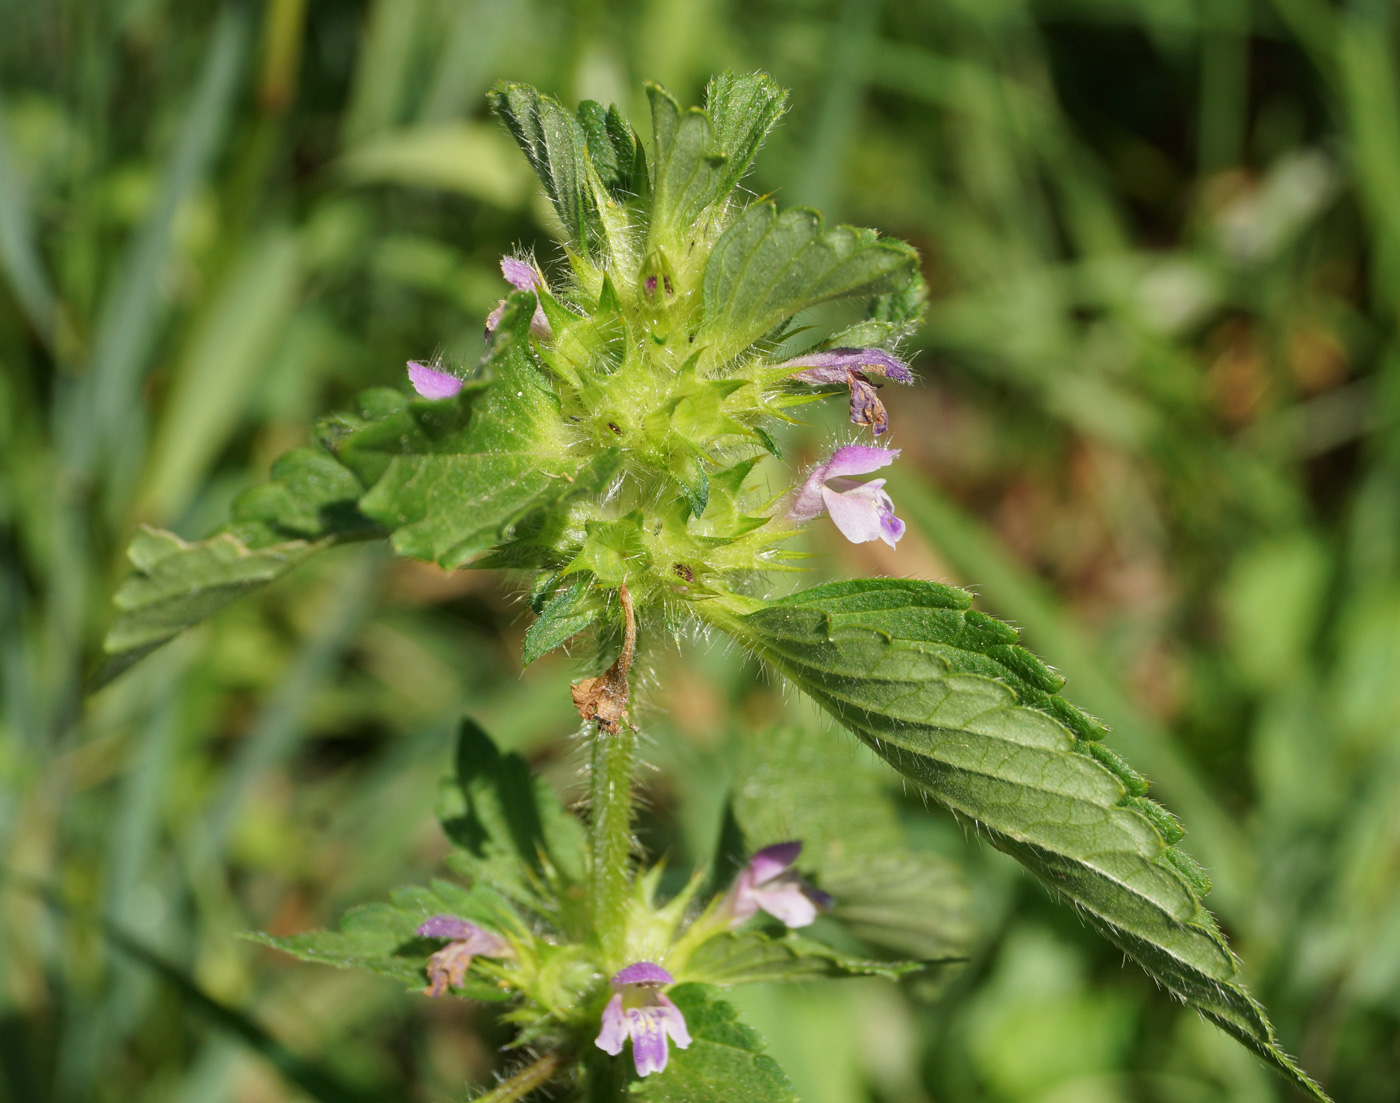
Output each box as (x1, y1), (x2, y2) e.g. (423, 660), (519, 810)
(788, 444), (906, 548)
(415, 916), (512, 997)
(725, 842), (834, 929)
(595, 962), (692, 1077)
(484, 256), (552, 341)
(407, 361), (464, 400)
(779, 347), (914, 435)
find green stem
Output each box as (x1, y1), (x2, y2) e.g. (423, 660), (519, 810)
(471, 1051), (564, 1103)
(589, 718), (636, 969)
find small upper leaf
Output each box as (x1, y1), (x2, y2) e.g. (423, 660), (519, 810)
(703, 72), (789, 199)
(701, 205), (920, 364)
(488, 82), (599, 255)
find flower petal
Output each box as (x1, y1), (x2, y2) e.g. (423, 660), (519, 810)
(613, 961), (674, 987)
(500, 256), (541, 291)
(407, 362), (464, 400)
(595, 993), (627, 1055)
(823, 444), (899, 481)
(821, 483), (889, 544)
(748, 842), (802, 886)
(849, 376), (889, 434)
(423, 942), (475, 997)
(656, 993), (692, 1049)
(781, 347), (914, 384)
(754, 882), (819, 928)
(629, 1008), (672, 1077)
(416, 915), (476, 940)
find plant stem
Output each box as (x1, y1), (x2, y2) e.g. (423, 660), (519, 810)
(472, 1051), (564, 1103)
(589, 584), (637, 968)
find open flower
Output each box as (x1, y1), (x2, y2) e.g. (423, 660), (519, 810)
(407, 361), (465, 400)
(595, 962), (692, 1077)
(780, 347), (914, 435)
(788, 444), (906, 548)
(725, 841), (834, 929)
(485, 256), (552, 341)
(415, 916), (512, 997)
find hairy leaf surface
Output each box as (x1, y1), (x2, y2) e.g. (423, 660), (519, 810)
(684, 930), (918, 986)
(711, 578), (1330, 1102)
(730, 724), (971, 962)
(628, 984), (796, 1103)
(701, 204), (920, 363)
(248, 878), (510, 1000)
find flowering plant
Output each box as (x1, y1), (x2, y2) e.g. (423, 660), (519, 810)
(99, 75), (1329, 1102)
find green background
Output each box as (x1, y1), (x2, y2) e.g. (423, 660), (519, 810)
(2, 0), (1397, 1100)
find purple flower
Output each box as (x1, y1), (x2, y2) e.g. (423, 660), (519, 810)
(415, 916), (512, 997)
(595, 962), (692, 1077)
(407, 361), (465, 400)
(485, 256), (552, 341)
(725, 842), (834, 930)
(779, 347), (914, 435)
(788, 444), (906, 548)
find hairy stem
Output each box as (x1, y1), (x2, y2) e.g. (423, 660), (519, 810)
(588, 584), (637, 967)
(471, 1051), (564, 1103)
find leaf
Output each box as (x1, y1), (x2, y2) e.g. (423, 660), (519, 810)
(96, 430), (384, 687)
(628, 984), (797, 1103)
(438, 718), (589, 912)
(730, 724), (971, 961)
(645, 82), (728, 241)
(523, 576), (601, 666)
(354, 296), (625, 568)
(703, 72), (789, 198)
(684, 930), (920, 986)
(700, 204), (920, 363)
(248, 878), (509, 1001)
(578, 100), (640, 200)
(488, 82), (598, 255)
(93, 527), (329, 689)
(709, 579), (1332, 1103)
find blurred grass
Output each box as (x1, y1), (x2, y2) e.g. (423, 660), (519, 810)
(3, 0), (1400, 1100)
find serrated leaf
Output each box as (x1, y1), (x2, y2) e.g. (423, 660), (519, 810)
(489, 82), (598, 255)
(710, 579), (1332, 1103)
(356, 297), (625, 568)
(627, 984), (797, 1103)
(684, 929), (919, 986)
(247, 878), (509, 1000)
(93, 528), (330, 689)
(578, 100), (639, 200)
(439, 719), (588, 913)
(703, 72), (788, 198)
(645, 83), (728, 241)
(523, 576), (601, 666)
(701, 204), (920, 363)
(731, 724), (971, 962)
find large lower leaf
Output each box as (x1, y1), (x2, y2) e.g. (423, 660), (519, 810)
(700, 203), (919, 363)
(729, 723), (971, 962)
(707, 578), (1330, 1102)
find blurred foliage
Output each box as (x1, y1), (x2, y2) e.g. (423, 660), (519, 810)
(2, 0), (1399, 1100)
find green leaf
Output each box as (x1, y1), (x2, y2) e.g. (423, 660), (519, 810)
(628, 984), (797, 1103)
(355, 297), (625, 568)
(645, 83), (728, 242)
(730, 724), (971, 961)
(684, 930), (919, 986)
(700, 204), (920, 363)
(523, 576), (601, 666)
(703, 72), (789, 198)
(248, 878), (509, 1000)
(93, 527), (330, 689)
(489, 82), (598, 255)
(710, 579), (1332, 1103)
(439, 719), (589, 912)
(578, 100), (640, 200)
